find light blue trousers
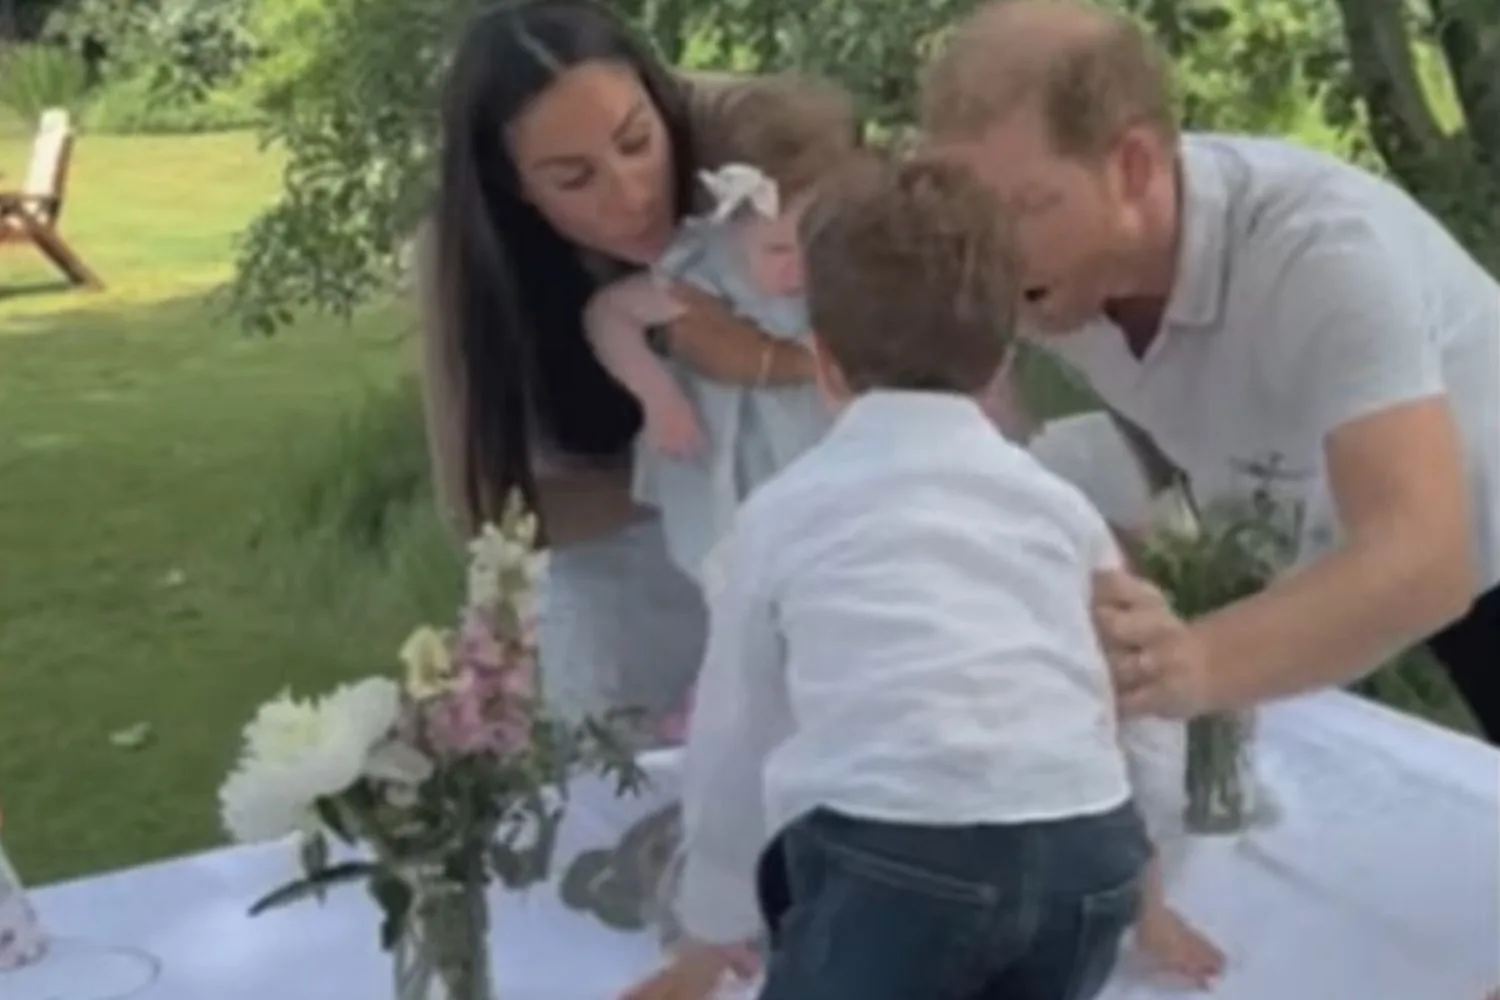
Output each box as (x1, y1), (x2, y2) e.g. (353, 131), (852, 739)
(536, 517), (706, 731)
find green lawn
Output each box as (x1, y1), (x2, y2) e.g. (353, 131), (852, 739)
(0, 116), (1471, 887)
(0, 125), (458, 884)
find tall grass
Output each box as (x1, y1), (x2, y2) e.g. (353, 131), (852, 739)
(0, 44), (92, 123)
(247, 376), (462, 672)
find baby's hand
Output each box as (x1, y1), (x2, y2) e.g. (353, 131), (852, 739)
(1136, 901), (1225, 990)
(644, 389), (706, 459)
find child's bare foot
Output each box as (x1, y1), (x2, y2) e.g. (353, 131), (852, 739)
(1136, 902), (1225, 989)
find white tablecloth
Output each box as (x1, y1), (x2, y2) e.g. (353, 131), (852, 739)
(18, 692), (1500, 1000)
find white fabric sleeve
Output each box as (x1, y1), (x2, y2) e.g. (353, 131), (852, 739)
(674, 523), (782, 945)
(1261, 216), (1445, 439)
(1029, 412), (1157, 531)
(1088, 532), (1188, 846)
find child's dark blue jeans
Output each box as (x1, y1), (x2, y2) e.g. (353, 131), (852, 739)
(754, 802), (1151, 1000)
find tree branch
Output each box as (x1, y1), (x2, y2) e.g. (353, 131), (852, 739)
(1331, 0), (1452, 184)
(1428, 0), (1500, 165)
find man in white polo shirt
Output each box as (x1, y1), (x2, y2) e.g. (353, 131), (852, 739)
(923, 0), (1499, 746)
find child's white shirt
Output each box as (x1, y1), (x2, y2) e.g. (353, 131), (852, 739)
(677, 390), (1177, 945)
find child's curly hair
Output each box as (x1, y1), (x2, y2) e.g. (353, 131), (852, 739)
(800, 155), (1019, 394)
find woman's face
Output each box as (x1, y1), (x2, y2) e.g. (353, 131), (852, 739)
(508, 61), (676, 265)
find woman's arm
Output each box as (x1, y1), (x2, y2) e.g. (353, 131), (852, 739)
(659, 283), (816, 385)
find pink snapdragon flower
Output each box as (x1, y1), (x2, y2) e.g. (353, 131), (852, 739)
(425, 609), (537, 758)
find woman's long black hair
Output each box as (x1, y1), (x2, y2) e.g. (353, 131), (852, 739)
(432, 0), (695, 525)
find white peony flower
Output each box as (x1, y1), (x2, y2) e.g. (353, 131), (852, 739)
(218, 679), (401, 844)
(219, 761), (321, 843)
(1149, 487), (1201, 540)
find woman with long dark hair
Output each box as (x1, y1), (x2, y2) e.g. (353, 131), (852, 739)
(417, 0), (835, 727)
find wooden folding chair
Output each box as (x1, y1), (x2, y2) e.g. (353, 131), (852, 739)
(0, 108), (103, 290)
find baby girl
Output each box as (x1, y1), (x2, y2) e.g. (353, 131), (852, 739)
(583, 74), (859, 588)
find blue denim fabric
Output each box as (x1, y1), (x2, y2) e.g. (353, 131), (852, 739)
(755, 802), (1151, 1000)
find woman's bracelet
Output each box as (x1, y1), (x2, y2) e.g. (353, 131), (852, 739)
(755, 340), (776, 388)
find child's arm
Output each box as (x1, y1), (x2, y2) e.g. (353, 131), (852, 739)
(584, 276), (706, 458)
(623, 523), (779, 1000)
(675, 521), (781, 947)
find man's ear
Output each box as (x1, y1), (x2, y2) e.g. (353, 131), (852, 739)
(1114, 125), (1162, 203)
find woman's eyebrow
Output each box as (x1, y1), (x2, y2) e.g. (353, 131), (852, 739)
(613, 100), (646, 139)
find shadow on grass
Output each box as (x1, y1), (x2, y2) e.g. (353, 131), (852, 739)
(0, 276), (75, 302)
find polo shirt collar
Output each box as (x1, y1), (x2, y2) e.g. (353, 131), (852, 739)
(1161, 136), (1233, 331)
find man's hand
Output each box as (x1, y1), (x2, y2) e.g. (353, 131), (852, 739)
(620, 940), (761, 1000)
(1092, 569), (1213, 718)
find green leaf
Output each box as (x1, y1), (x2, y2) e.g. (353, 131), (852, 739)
(369, 871), (415, 950)
(491, 804), (564, 890)
(299, 832), (330, 877)
(247, 861), (378, 916)
(315, 797), (355, 844)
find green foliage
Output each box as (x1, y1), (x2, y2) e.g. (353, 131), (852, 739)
(0, 42), (90, 121)
(43, 0), (263, 134)
(46, 0), (259, 97)
(271, 376), (432, 554)
(221, 0), (1498, 328)
(707, 0), (985, 128)
(82, 74), (260, 134)
(228, 0), (486, 333)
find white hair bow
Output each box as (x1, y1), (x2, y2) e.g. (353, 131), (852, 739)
(700, 163), (781, 222)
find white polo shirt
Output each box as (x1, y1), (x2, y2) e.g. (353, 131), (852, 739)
(1041, 134), (1500, 592)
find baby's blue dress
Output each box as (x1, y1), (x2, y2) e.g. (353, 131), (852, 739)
(632, 218), (832, 583)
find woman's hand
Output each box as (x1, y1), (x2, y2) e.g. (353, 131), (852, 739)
(620, 940), (762, 1000)
(1092, 568), (1213, 718)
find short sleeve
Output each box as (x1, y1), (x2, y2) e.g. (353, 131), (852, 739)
(1262, 217), (1445, 440)
(1028, 413), (1157, 531)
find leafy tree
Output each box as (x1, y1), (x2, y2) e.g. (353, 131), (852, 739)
(45, 0), (261, 100)
(226, 0), (1499, 333)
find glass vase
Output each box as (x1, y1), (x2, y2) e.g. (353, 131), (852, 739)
(392, 868), (493, 1000)
(1183, 709), (1259, 835)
